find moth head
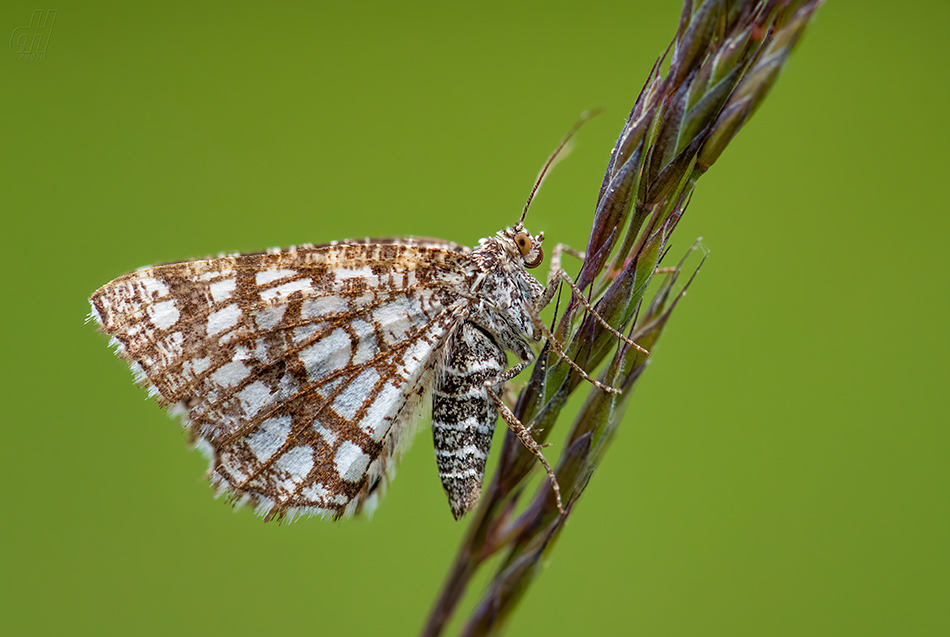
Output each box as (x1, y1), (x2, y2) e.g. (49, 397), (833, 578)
(507, 224), (545, 269)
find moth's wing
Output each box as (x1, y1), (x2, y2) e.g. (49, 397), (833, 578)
(331, 236), (470, 254)
(90, 243), (470, 520)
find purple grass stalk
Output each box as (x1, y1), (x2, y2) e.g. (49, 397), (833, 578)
(422, 1), (824, 635)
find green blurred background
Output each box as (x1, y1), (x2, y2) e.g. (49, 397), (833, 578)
(1, 2), (946, 636)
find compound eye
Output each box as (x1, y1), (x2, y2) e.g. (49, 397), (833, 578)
(514, 230), (543, 268)
(514, 231), (533, 257)
(524, 245), (544, 269)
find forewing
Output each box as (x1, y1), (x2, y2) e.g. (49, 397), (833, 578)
(90, 243), (469, 520)
(330, 236), (469, 254)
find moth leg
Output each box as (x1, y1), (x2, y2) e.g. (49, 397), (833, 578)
(528, 310), (623, 394)
(485, 382), (566, 516)
(539, 243), (649, 356)
(473, 352), (566, 515)
(547, 242), (585, 279)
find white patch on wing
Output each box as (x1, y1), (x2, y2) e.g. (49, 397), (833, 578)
(373, 301), (413, 341)
(139, 277), (169, 298)
(147, 299), (180, 329)
(274, 445), (314, 483)
(332, 367), (380, 420)
(399, 335), (434, 376)
(334, 266), (372, 281)
(207, 303), (241, 335)
(299, 328), (351, 380)
(352, 292), (375, 307)
(278, 373), (299, 395)
(360, 380), (406, 441)
(301, 296), (347, 320)
(211, 360), (250, 388)
(317, 377), (343, 401)
(209, 278), (236, 302)
(301, 482), (329, 501)
(237, 380), (273, 418)
(189, 356), (211, 376)
(260, 278), (312, 302)
(293, 322), (323, 344)
(350, 318), (378, 366)
(334, 441), (370, 482)
(313, 424), (338, 447)
(253, 306), (287, 331)
(256, 269), (297, 285)
(199, 269), (231, 282)
(246, 415), (291, 463)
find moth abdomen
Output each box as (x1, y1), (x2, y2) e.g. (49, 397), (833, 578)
(432, 322), (505, 519)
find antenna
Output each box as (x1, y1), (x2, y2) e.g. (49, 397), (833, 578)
(520, 108), (602, 224)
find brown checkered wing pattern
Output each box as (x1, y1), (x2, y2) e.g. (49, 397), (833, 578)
(90, 243), (470, 520)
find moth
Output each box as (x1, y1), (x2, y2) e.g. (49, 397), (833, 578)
(89, 125), (643, 522)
